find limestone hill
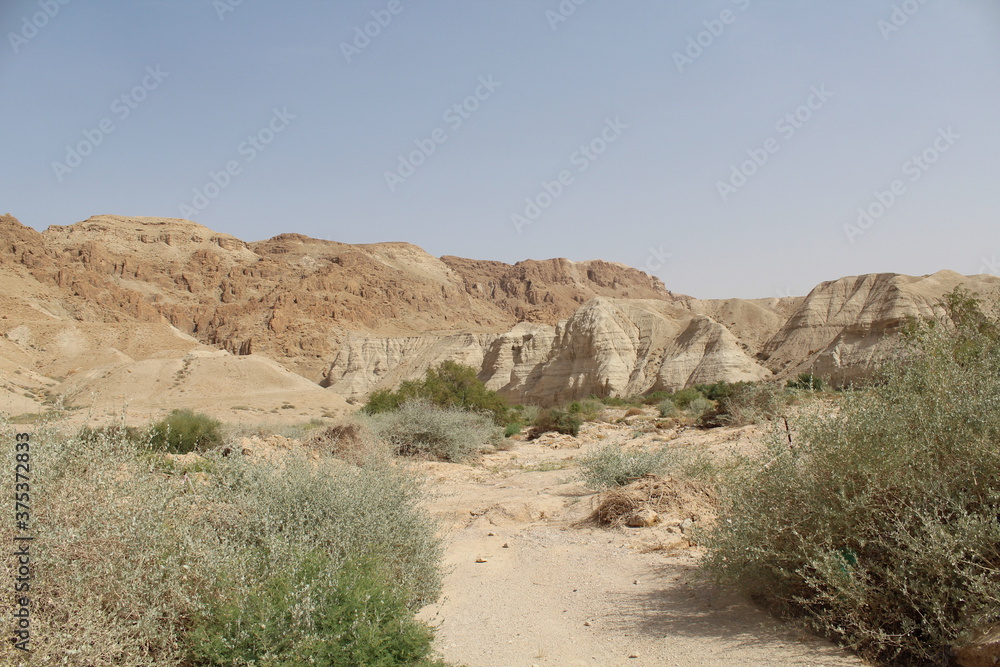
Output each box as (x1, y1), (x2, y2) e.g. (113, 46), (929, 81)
(1, 213), (997, 418)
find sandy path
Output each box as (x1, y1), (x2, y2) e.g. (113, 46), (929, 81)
(416, 422), (864, 666)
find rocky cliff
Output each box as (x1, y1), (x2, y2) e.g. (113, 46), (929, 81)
(2, 213), (997, 417)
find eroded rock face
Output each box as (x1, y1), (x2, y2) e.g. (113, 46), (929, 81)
(0, 214), (676, 382)
(322, 298), (772, 405)
(3, 213), (999, 408)
(760, 271), (1000, 384)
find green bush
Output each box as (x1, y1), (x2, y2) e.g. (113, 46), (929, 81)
(642, 390), (673, 405)
(704, 289), (1000, 664)
(3, 420), (443, 664)
(568, 398), (604, 422)
(189, 554), (438, 666)
(693, 381), (738, 402)
(579, 444), (674, 488)
(657, 398), (681, 418)
(685, 395), (713, 418)
(658, 395), (713, 419)
(600, 394), (644, 407)
(148, 409), (223, 454)
(531, 407), (583, 437)
(365, 399), (504, 461)
(362, 361), (510, 427)
(670, 387), (703, 409)
(787, 372), (826, 391)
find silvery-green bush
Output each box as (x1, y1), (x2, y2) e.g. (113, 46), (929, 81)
(704, 289), (1000, 665)
(1, 423), (442, 665)
(364, 398), (504, 461)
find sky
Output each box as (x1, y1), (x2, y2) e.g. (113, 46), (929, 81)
(2, 0), (999, 299)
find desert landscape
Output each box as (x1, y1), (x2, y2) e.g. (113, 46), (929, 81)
(3, 213), (1000, 665)
(3, 213), (997, 428)
(7, 2), (999, 663)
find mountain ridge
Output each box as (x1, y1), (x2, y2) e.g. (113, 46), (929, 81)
(2, 213), (997, 416)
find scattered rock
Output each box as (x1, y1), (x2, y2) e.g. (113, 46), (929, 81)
(626, 508), (660, 527)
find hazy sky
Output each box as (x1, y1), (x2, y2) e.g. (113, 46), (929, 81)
(3, 1), (999, 298)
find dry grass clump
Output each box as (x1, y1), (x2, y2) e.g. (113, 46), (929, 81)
(591, 475), (715, 527)
(306, 419), (388, 466)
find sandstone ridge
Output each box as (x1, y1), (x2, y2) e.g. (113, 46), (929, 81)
(1, 213), (997, 417)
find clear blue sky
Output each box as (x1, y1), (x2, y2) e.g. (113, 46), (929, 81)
(3, 0), (998, 298)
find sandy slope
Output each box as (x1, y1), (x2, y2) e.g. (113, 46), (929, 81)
(415, 416), (863, 666)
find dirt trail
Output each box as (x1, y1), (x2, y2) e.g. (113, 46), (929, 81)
(416, 419), (863, 667)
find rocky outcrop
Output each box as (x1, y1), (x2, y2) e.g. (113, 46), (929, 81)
(760, 271), (1000, 384)
(3, 213), (999, 410)
(323, 298), (772, 405)
(0, 214), (676, 381)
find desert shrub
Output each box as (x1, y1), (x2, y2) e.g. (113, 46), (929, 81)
(591, 475), (716, 527)
(658, 395), (713, 419)
(657, 398), (681, 418)
(529, 407), (583, 437)
(694, 380), (738, 402)
(704, 289), (1000, 664)
(600, 394), (644, 407)
(623, 406), (644, 417)
(568, 398), (605, 422)
(699, 381), (787, 427)
(364, 399), (504, 461)
(510, 404), (540, 425)
(504, 421), (522, 437)
(579, 444), (675, 489)
(149, 408), (223, 453)
(2, 421), (443, 664)
(642, 390), (673, 405)
(669, 387), (703, 409)
(307, 419), (388, 466)
(189, 555), (438, 666)
(503, 404), (539, 438)
(787, 372), (826, 391)
(77, 422), (145, 445)
(580, 443), (715, 490)
(362, 361), (510, 426)
(685, 395), (714, 418)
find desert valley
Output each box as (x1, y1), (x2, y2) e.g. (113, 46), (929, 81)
(3, 214), (999, 666)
